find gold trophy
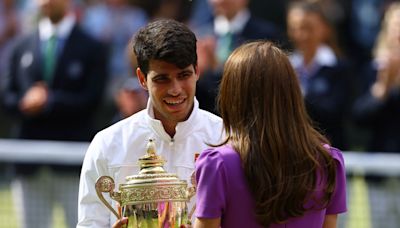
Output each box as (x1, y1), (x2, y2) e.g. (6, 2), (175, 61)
(95, 139), (196, 227)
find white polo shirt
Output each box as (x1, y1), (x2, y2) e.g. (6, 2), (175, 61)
(77, 98), (223, 227)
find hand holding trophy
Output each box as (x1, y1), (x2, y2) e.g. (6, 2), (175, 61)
(96, 139), (195, 228)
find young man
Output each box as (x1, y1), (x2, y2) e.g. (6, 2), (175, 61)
(77, 19), (223, 227)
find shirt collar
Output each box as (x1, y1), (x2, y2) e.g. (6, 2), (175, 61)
(290, 44), (337, 69)
(39, 13), (76, 41)
(145, 97), (200, 140)
(214, 9), (250, 36)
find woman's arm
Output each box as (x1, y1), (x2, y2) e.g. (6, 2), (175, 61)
(194, 218), (221, 228)
(323, 214), (338, 228)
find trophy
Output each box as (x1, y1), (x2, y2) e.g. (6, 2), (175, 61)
(95, 139), (196, 227)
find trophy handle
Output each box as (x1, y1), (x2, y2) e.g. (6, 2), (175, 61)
(187, 170), (197, 221)
(95, 176), (121, 219)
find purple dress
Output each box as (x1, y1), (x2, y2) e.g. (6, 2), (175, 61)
(195, 144), (347, 228)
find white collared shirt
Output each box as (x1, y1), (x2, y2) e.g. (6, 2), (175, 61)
(290, 44), (338, 76)
(38, 13), (75, 42)
(214, 8), (250, 36)
(77, 98), (223, 227)
(38, 13), (76, 57)
(290, 45), (338, 95)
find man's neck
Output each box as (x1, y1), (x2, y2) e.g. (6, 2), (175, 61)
(149, 100), (196, 139)
(152, 111), (178, 138)
(49, 12), (67, 24)
(163, 122), (177, 138)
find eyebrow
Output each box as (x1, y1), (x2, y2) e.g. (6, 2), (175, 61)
(151, 67), (194, 79)
(151, 74), (168, 79)
(178, 69), (194, 75)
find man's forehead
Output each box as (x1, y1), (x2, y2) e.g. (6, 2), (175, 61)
(148, 60), (195, 73)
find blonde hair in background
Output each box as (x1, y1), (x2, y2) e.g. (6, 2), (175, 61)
(373, 2), (400, 59)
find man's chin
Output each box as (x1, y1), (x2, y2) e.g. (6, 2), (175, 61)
(168, 110), (191, 122)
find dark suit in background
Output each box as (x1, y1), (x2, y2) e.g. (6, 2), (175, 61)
(3, 25), (107, 143)
(0, 9), (107, 227)
(301, 61), (352, 150)
(195, 10), (285, 114)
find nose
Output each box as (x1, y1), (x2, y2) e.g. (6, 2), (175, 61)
(168, 79), (182, 96)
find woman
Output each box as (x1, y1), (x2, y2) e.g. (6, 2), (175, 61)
(352, 3), (400, 227)
(287, 1), (352, 150)
(194, 41), (347, 228)
(353, 2), (400, 152)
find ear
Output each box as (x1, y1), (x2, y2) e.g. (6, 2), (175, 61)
(194, 65), (200, 81)
(136, 67), (148, 90)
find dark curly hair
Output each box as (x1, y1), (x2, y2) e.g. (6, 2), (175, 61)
(133, 19), (197, 76)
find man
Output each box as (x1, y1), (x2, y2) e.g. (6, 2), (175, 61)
(194, 0), (285, 114)
(0, 0), (107, 227)
(77, 19), (223, 227)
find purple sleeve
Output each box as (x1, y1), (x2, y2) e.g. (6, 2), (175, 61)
(194, 148), (227, 219)
(326, 147), (347, 214)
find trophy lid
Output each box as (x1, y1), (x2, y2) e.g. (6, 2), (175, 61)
(119, 139), (188, 206)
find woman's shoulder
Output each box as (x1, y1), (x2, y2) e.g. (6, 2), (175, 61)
(323, 144), (345, 167)
(202, 145), (239, 158)
(198, 145), (240, 167)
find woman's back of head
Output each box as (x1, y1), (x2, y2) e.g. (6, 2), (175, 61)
(218, 41), (337, 226)
(219, 41), (312, 146)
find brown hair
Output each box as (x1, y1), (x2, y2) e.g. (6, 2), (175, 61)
(288, 0), (343, 57)
(217, 41), (337, 226)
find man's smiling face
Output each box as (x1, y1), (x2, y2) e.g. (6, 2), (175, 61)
(137, 60), (199, 127)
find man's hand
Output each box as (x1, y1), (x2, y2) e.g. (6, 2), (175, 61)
(112, 217), (128, 228)
(19, 82), (49, 115)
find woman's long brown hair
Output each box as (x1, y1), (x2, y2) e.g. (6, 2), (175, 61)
(217, 41), (337, 226)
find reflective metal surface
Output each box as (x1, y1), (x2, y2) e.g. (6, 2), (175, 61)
(95, 139), (194, 227)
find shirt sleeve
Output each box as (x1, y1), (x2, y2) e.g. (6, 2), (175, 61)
(77, 133), (112, 228)
(326, 147), (347, 214)
(195, 148), (228, 219)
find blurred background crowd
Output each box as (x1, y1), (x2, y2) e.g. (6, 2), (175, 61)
(0, 0), (400, 227)
(1, 0), (399, 153)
